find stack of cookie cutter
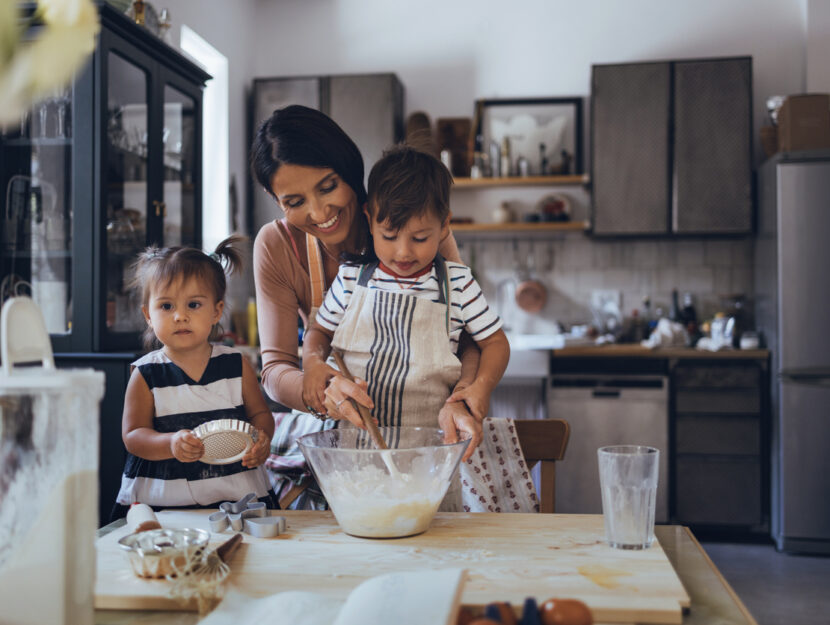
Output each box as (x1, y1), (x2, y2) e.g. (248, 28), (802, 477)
(207, 493), (286, 538)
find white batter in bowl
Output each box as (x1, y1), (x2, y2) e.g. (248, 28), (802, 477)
(298, 427), (470, 538)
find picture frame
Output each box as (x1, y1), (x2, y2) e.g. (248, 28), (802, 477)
(474, 97), (583, 176)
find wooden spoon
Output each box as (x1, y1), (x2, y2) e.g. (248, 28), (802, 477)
(331, 351), (387, 451)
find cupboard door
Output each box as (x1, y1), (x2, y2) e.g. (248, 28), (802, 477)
(102, 47), (152, 344)
(592, 62), (671, 235)
(328, 74), (404, 187)
(673, 58), (752, 234)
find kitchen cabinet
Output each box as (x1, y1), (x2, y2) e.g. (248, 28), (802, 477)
(0, 4), (210, 524)
(249, 73), (404, 234)
(672, 360), (769, 531)
(0, 3), (210, 352)
(591, 57), (752, 236)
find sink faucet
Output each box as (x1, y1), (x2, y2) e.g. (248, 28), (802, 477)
(496, 279), (517, 332)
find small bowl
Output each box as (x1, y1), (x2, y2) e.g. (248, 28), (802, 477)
(117, 528), (210, 578)
(298, 427), (470, 539)
(192, 418), (255, 465)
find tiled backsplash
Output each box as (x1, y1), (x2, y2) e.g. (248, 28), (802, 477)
(457, 236), (754, 332)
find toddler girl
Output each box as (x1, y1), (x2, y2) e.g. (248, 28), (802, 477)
(113, 235), (277, 519)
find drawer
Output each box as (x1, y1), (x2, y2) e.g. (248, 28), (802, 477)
(675, 456), (761, 525)
(674, 365), (760, 389)
(676, 414), (760, 455)
(675, 389), (760, 414)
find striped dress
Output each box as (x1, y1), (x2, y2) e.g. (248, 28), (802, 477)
(115, 345), (273, 508)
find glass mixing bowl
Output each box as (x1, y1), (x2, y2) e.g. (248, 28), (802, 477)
(298, 427), (470, 538)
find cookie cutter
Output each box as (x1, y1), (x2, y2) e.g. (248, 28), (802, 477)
(208, 492), (287, 538)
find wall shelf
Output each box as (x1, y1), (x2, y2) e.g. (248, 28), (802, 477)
(453, 174), (589, 188)
(451, 220), (589, 233)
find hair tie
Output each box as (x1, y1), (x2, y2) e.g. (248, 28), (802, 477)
(209, 252), (221, 263)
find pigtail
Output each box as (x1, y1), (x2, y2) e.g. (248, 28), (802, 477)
(211, 234), (247, 276)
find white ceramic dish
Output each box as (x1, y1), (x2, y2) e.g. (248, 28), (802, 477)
(192, 418), (255, 465)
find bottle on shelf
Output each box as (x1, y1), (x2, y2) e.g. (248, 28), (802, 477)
(669, 289), (680, 323)
(539, 142), (549, 176)
(500, 136), (512, 177)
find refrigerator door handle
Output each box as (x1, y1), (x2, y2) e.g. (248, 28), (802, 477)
(779, 368), (830, 387)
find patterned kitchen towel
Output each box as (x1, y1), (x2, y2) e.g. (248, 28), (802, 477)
(459, 417), (539, 513)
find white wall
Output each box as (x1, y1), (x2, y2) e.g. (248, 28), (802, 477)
(807, 0), (830, 91)
(251, 0), (806, 154)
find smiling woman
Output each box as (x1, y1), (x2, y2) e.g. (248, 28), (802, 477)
(250, 105), (470, 509)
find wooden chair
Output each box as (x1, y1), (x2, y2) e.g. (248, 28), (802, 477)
(514, 419), (570, 513)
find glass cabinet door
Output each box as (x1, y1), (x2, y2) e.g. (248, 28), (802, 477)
(162, 85), (197, 247)
(1, 88), (74, 338)
(104, 51), (149, 337)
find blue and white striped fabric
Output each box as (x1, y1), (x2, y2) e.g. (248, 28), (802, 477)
(316, 260), (502, 351)
(115, 345), (272, 507)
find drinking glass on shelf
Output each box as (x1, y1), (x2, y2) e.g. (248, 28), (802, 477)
(38, 100), (49, 138)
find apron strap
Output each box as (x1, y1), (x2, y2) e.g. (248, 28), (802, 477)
(305, 233), (327, 313)
(434, 254), (451, 336)
(357, 260), (380, 286)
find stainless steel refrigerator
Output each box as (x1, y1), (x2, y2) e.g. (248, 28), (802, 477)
(756, 150), (830, 554)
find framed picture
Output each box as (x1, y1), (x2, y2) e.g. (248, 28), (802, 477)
(474, 97), (583, 175)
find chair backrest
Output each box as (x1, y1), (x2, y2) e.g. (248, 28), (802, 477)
(514, 419), (570, 513)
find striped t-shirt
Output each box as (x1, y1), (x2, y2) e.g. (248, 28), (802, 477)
(115, 344), (272, 507)
(315, 260), (502, 351)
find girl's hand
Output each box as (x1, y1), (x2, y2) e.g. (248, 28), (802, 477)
(302, 359), (337, 416)
(323, 374), (375, 430)
(438, 400), (482, 462)
(170, 430), (204, 462)
(242, 427), (271, 468)
(445, 381), (490, 423)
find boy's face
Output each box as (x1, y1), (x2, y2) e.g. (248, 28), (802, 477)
(364, 204), (449, 277)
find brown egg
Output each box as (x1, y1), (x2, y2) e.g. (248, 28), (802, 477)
(539, 598), (593, 625)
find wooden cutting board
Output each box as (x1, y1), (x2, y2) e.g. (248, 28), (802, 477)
(95, 510), (689, 624)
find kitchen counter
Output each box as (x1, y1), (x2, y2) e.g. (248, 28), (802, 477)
(552, 345), (769, 360)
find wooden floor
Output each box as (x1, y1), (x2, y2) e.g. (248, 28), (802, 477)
(701, 541), (830, 625)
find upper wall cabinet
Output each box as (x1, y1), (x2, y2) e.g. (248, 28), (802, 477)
(591, 57), (753, 237)
(249, 74), (404, 235)
(0, 4), (210, 352)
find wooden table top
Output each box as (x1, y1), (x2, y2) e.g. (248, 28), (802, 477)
(94, 514), (757, 625)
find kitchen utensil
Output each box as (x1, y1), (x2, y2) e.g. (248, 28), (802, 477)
(331, 350), (387, 451)
(298, 427), (470, 538)
(167, 532), (244, 614)
(117, 528), (210, 579)
(0, 297), (105, 625)
(192, 418), (255, 465)
(598, 445), (660, 550)
(207, 492), (286, 537)
(126, 503), (162, 533)
(514, 243), (547, 314)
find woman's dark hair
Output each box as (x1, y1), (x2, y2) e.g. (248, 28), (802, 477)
(367, 144), (452, 231)
(250, 105), (371, 260)
(250, 104), (368, 207)
(131, 234), (246, 349)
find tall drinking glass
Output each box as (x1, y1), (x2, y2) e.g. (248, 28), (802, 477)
(598, 445), (659, 549)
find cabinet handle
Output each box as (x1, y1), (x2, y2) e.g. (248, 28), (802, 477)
(592, 389), (621, 398)
(152, 200), (162, 217)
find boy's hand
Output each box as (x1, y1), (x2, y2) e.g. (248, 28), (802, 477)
(445, 381), (491, 423)
(170, 430), (204, 462)
(302, 359), (337, 416)
(323, 375), (375, 430)
(242, 427), (271, 468)
(438, 400), (482, 463)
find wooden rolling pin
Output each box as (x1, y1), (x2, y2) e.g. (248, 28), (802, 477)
(331, 351), (387, 450)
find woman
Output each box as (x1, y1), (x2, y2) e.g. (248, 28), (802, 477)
(250, 105), (482, 509)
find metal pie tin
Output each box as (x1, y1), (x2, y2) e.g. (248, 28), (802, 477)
(192, 418), (255, 465)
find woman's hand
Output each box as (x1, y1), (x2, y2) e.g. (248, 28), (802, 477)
(242, 427), (272, 468)
(438, 400), (482, 462)
(322, 374), (375, 429)
(445, 381), (490, 423)
(302, 359), (338, 416)
(170, 430), (204, 463)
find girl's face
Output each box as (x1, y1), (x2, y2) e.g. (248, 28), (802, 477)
(365, 205), (449, 277)
(142, 276), (223, 355)
(270, 164), (358, 247)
